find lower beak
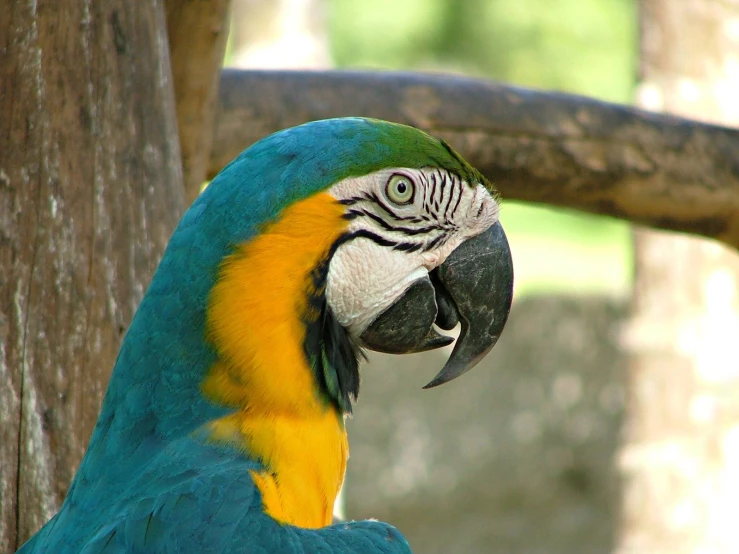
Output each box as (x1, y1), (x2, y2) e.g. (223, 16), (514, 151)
(360, 222), (514, 388)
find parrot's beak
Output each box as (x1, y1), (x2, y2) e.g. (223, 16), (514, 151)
(360, 222), (514, 388)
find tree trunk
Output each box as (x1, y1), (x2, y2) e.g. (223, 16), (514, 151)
(165, 0), (231, 203)
(620, 1), (739, 553)
(0, 2), (184, 551)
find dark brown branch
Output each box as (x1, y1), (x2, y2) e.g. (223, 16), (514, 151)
(210, 70), (739, 249)
(166, 0), (231, 203)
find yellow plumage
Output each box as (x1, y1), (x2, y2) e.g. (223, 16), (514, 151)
(203, 192), (349, 528)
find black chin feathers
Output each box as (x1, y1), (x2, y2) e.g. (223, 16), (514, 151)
(318, 303), (363, 414)
(303, 254), (362, 415)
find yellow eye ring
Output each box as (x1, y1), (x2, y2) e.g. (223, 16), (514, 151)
(386, 174), (415, 205)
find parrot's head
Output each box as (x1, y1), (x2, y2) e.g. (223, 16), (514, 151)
(325, 160), (512, 387)
(73, 118), (513, 520)
(95, 116), (513, 453)
(196, 117), (513, 416)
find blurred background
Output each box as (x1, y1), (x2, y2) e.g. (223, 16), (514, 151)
(228, 0), (635, 299)
(225, 1), (738, 553)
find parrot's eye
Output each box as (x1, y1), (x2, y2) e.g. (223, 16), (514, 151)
(385, 174), (415, 205)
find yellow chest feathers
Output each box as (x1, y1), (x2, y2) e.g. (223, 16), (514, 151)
(206, 409), (348, 528)
(202, 192), (350, 528)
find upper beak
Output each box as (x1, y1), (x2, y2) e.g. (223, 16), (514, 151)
(360, 222), (514, 388)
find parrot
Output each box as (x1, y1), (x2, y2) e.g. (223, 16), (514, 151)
(17, 117), (513, 553)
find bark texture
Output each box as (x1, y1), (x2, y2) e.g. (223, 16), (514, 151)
(0, 1), (184, 551)
(165, 0), (231, 203)
(620, 1), (739, 553)
(210, 69), (739, 249)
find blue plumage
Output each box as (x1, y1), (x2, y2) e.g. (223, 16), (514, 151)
(18, 118), (479, 553)
(24, 438), (409, 553)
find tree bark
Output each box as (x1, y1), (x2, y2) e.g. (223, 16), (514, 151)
(619, 1), (739, 553)
(209, 70), (739, 250)
(0, 1), (184, 551)
(165, 0), (231, 203)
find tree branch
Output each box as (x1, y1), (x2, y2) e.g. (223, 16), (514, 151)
(210, 70), (739, 249)
(166, 0), (231, 203)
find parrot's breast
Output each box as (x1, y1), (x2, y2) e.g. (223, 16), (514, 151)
(202, 192), (350, 528)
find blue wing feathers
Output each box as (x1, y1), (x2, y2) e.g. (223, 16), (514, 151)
(21, 438), (411, 553)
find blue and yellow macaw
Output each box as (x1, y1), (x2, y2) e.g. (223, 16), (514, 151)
(18, 118), (513, 553)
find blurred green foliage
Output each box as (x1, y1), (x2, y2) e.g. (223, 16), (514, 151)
(330, 0), (636, 103)
(329, 0), (637, 296)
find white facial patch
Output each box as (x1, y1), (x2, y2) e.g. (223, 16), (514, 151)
(326, 167), (499, 336)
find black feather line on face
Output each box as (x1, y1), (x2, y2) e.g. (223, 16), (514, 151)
(302, 239), (363, 415)
(363, 192), (420, 222)
(350, 207), (443, 236)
